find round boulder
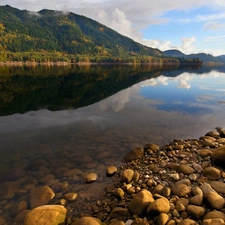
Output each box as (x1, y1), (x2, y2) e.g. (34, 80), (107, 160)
(147, 197), (170, 215)
(211, 145), (225, 167)
(24, 205), (67, 225)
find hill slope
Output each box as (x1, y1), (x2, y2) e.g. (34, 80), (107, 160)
(0, 5), (168, 63)
(164, 49), (225, 65)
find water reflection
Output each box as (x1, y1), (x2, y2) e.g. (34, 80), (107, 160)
(1, 65), (225, 224)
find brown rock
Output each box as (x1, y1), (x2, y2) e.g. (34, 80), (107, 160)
(82, 173), (98, 183)
(123, 147), (144, 162)
(106, 166), (117, 176)
(177, 219), (198, 225)
(120, 169), (134, 183)
(186, 205), (205, 220)
(210, 181), (225, 194)
(72, 217), (101, 225)
(144, 143), (159, 152)
(64, 192), (78, 201)
(0, 181), (20, 200)
(203, 219), (225, 225)
(13, 210), (30, 224)
(109, 219), (125, 225)
(203, 167), (221, 180)
(198, 149), (213, 158)
(212, 145), (225, 167)
(109, 207), (130, 221)
(29, 186), (55, 209)
(147, 197), (170, 215)
(128, 190), (154, 216)
(24, 205), (67, 225)
(200, 183), (225, 210)
(131, 218), (149, 225)
(171, 183), (191, 197)
(203, 210), (225, 221)
(157, 213), (169, 225)
(0, 216), (6, 225)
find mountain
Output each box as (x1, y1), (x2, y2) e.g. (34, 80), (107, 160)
(164, 50), (225, 65)
(0, 5), (171, 63)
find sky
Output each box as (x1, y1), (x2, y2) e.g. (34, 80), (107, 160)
(1, 0), (225, 56)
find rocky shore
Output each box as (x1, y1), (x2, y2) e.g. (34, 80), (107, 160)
(1, 127), (225, 225)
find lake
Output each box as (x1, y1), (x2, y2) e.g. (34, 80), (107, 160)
(0, 64), (225, 223)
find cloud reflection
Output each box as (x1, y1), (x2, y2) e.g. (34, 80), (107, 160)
(98, 70), (225, 112)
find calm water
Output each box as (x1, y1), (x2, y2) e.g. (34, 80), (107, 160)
(0, 64), (225, 223)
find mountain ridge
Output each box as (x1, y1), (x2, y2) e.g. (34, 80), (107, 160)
(164, 49), (225, 65)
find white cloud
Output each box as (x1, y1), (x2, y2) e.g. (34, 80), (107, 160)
(203, 21), (225, 30)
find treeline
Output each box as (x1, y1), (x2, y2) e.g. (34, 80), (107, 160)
(0, 51), (181, 64)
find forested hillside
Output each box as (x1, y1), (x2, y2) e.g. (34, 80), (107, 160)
(0, 5), (178, 64)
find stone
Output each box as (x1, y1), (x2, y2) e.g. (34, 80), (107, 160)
(177, 219), (198, 225)
(157, 213), (169, 225)
(200, 183), (225, 210)
(186, 205), (205, 220)
(0, 216), (6, 225)
(13, 210), (30, 224)
(120, 169), (134, 183)
(29, 186), (55, 209)
(210, 181), (225, 194)
(171, 183), (191, 197)
(147, 197), (170, 215)
(11, 200), (28, 216)
(109, 219), (125, 225)
(203, 210), (225, 221)
(211, 145), (225, 167)
(109, 207), (130, 221)
(144, 143), (159, 152)
(24, 205), (67, 225)
(64, 192), (78, 201)
(106, 166), (117, 176)
(198, 149), (213, 158)
(82, 173), (98, 183)
(128, 190), (154, 216)
(203, 167), (221, 180)
(115, 188), (124, 199)
(190, 194), (203, 206)
(132, 171), (140, 182)
(203, 219), (225, 225)
(131, 218), (149, 225)
(123, 147), (144, 162)
(5, 167), (26, 181)
(0, 181), (20, 200)
(63, 168), (83, 177)
(166, 164), (195, 175)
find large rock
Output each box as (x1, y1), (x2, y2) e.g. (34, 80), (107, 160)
(128, 190), (154, 216)
(29, 186), (55, 209)
(171, 183), (191, 197)
(203, 167), (221, 180)
(211, 145), (225, 167)
(210, 181), (225, 194)
(147, 197), (170, 215)
(166, 164), (195, 175)
(120, 169), (134, 183)
(24, 205), (67, 225)
(123, 147), (144, 162)
(186, 205), (205, 220)
(203, 210), (225, 221)
(200, 183), (225, 210)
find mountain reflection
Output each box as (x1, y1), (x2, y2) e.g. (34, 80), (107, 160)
(0, 63), (214, 116)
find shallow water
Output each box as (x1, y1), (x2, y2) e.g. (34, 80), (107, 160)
(0, 64), (225, 223)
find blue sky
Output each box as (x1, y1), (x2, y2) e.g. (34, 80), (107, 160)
(1, 0), (225, 56)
